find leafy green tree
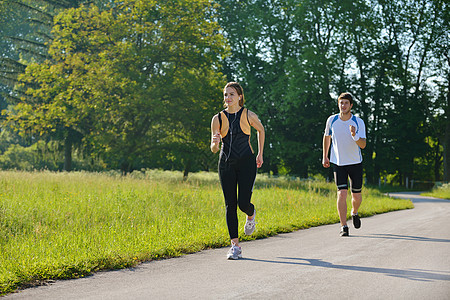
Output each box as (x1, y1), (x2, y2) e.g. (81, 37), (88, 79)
(332, 0), (381, 183)
(0, 0), (91, 170)
(218, 0), (344, 177)
(218, 0), (448, 183)
(426, 0), (450, 181)
(9, 1), (228, 174)
(280, 0), (343, 177)
(375, 0), (446, 184)
(218, 0), (299, 175)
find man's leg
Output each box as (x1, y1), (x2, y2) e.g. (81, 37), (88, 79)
(348, 163), (363, 229)
(350, 192), (362, 229)
(351, 192), (362, 215)
(337, 189), (348, 226)
(348, 163), (363, 215)
(333, 164), (349, 226)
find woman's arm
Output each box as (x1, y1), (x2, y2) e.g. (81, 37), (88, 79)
(210, 114), (221, 153)
(248, 110), (265, 168)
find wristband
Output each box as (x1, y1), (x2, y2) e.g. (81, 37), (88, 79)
(352, 133), (360, 141)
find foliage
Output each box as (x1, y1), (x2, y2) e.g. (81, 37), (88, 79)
(0, 0), (448, 183)
(217, 0), (449, 183)
(422, 182), (450, 199)
(0, 139), (106, 171)
(0, 0), (93, 171)
(0, 170), (413, 295)
(4, 0), (228, 173)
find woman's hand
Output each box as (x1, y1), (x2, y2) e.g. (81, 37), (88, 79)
(210, 132), (221, 153)
(212, 132), (221, 145)
(256, 153), (263, 168)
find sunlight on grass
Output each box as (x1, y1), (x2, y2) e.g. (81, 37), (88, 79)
(422, 183), (450, 199)
(0, 170), (413, 295)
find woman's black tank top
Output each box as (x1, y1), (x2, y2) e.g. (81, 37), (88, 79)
(219, 107), (253, 160)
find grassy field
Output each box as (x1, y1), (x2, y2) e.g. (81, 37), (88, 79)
(0, 170), (413, 295)
(422, 183), (450, 199)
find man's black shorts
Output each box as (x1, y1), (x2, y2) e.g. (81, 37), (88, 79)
(332, 163), (363, 193)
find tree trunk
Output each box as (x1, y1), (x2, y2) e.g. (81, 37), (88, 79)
(120, 160), (132, 175)
(444, 79), (450, 181)
(183, 160), (191, 181)
(444, 129), (450, 182)
(64, 135), (72, 171)
(434, 141), (442, 181)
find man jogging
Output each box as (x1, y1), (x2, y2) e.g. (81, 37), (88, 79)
(322, 92), (366, 236)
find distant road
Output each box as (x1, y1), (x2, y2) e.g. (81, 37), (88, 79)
(6, 192), (450, 299)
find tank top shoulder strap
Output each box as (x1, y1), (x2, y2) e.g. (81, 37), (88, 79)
(219, 110), (228, 137)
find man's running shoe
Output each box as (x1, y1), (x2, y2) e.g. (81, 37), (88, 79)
(340, 225), (349, 237)
(227, 244), (242, 260)
(352, 214), (361, 229)
(244, 210), (256, 235)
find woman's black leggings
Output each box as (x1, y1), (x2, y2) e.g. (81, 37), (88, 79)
(219, 154), (257, 239)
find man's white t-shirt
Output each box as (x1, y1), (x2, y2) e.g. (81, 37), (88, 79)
(324, 113), (366, 166)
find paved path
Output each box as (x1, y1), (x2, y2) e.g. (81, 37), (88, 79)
(6, 192), (450, 299)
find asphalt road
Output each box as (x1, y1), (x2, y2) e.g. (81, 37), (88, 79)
(6, 192), (450, 299)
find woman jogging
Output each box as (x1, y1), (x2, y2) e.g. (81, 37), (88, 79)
(210, 82), (265, 260)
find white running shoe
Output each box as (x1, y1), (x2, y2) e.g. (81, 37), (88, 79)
(244, 210), (256, 235)
(227, 244), (242, 260)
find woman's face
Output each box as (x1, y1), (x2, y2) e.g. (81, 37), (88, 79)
(223, 87), (240, 107)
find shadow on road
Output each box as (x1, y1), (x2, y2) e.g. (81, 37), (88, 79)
(351, 234), (450, 243)
(243, 257), (450, 282)
(410, 198), (450, 203)
(388, 192), (450, 204)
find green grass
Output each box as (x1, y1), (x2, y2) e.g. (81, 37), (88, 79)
(0, 170), (413, 295)
(422, 183), (450, 199)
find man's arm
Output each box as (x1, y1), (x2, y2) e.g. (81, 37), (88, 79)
(355, 138), (366, 149)
(349, 125), (366, 149)
(322, 134), (331, 168)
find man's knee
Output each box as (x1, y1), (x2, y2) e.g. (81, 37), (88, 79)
(337, 189), (348, 200)
(351, 187), (362, 194)
(351, 191), (362, 200)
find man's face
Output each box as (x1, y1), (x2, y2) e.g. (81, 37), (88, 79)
(338, 99), (352, 114)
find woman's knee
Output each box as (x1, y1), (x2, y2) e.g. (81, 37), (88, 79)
(238, 200), (254, 215)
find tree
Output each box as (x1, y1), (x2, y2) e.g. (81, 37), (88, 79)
(8, 0), (228, 174)
(427, 0), (450, 181)
(376, 0), (446, 184)
(218, 0), (448, 183)
(0, 0), (91, 170)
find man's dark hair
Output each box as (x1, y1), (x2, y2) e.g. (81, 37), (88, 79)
(338, 92), (353, 105)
